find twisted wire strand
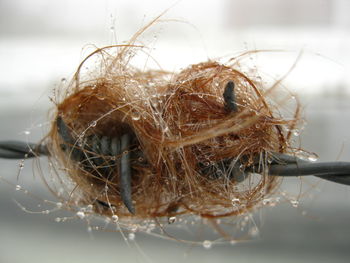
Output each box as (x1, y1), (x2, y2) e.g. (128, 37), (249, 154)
(0, 140), (48, 159)
(1, 140), (350, 186)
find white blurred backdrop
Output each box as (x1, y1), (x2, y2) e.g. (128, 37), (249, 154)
(1, 1), (350, 262)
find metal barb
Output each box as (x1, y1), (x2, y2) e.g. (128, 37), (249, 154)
(56, 116), (75, 145)
(119, 133), (135, 214)
(223, 81), (238, 112)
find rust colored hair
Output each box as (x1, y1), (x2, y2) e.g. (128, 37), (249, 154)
(46, 21), (300, 225)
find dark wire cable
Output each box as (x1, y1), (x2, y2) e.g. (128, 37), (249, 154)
(0, 140), (48, 159)
(268, 153), (350, 186)
(269, 162), (350, 185)
(1, 140), (350, 186)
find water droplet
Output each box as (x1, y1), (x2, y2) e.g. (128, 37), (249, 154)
(90, 121), (97, 127)
(291, 200), (299, 208)
(308, 153), (318, 162)
(131, 111), (141, 121)
(130, 225), (138, 232)
(128, 233), (135, 240)
(293, 129), (300, 136)
(112, 215), (119, 222)
(249, 227), (259, 237)
(262, 198), (271, 205)
(230, 240), (237, 245)
(15, 185), (21, 191)
(168, 216), (176, 224)
(19, 161), (25, 169)
(152, 101), (159, 108)
(202, 240), (212, 249)
(42, 210), (50, 214)
(295, 150), (318, 162)
(24, 130), (30, 135)
(61, 78), (67, 84)
(76, 211), (85, 219)
(56, 202), (63, 208)
(232, 198), (240, 206)
(86, 204), (93, 212)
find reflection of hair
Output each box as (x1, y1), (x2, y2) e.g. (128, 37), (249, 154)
(47, 20), (300, 223)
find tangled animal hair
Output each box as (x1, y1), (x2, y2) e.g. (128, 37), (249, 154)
(46, 21), (300, 223)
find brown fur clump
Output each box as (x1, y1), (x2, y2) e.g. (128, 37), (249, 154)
(47, 26), (299, 223)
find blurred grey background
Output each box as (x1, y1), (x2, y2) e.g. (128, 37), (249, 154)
(1, 0), (350, 262)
